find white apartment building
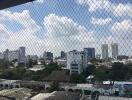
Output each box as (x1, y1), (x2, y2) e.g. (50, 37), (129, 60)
(70, 60), (82, 74)
(67, 50), (83, 74)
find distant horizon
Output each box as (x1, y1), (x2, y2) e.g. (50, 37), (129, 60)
(0, 44), (131, 58)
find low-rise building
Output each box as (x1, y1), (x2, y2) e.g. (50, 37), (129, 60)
(117, 55), (129, 60)
(31, 91), (81, 100)
(0, 47), (26, 63)
(0, 88), (32, 100)
(28, 65), (45, 72)
(0, 79), (20, 89)
(8, 50), (19, 62)
(54, 58), (67, 67)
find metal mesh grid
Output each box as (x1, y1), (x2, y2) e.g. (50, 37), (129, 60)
(0, 0), (131, 58)
(0, 0), (131, 81)
(0, 0), (131, 57)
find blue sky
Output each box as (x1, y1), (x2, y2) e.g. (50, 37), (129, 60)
(7, 0), (131, 35)
(0, 0), (132, 56)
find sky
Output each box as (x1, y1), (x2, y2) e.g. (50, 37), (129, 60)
(0, 0), (131, 57)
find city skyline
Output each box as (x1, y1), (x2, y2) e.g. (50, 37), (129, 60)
(0, 0), (132, 99)
(0, 47), (25, 63)
(0, 43), (130, 60)
(0, 0), (131, 57)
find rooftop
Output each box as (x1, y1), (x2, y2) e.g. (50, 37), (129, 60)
(0, 79), (19, 84)
(31, 91), (80, 100)
(0, 88), (32, 100)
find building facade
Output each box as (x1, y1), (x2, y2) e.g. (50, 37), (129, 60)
(8, 50), (19, 62)
(0, 47), (26, 63)
(70, 60), (82, 74)
(26, 55), (38, 61)
(0, 52), (4, 60)
(83, 48), (95, 68)
(61, 51), (66, 59)
(111, 43), (118, 59)
(3, 49), (9, 61)
(43, 51), (53, 64)
(102, 44), (109, 59)
(67, 50), (83, 74)
(18, 47), (26, 63)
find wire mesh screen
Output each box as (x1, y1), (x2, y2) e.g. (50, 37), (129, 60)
(0, 0), (131, 55)
(0, 0), (132, 99)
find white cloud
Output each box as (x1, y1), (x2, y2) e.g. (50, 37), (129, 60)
(44, 14), (86, 37)
(0, 10), (43, 55)
(111, 19), (132, 36)
(91, 17), (112, 25)
(0, 11), (96, 56)
(43, 14), (96, 55)
(0, 10), (40, 33)
(77, 0), (112, 12)
(35, 0), (45, 3)
(0, 9), (131, 57)
(0, 24), (9, 43)
(77, 0), (132, 18)
(101, 19), (132, 56)
(113, 3), (132, 17)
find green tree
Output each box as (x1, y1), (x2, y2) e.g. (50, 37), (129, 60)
(70, 73), (86, 83)
(27, 59), (33, 68)
(109, 62), (129, 82)
(49, 81), (59, 92)
(95, 66), (110, 83)
(45, 62), (60, 73)
(82, 65), (96, 77)
(0, 59), (10, 69)
(0, 67), (26, 80)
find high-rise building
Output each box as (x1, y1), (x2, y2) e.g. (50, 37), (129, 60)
(111, 43), (118, 59)
(3, 49), (9, 61)
(83, 48), (95, 68)
(102, 44), (109, 59)
(61, 51), (66, 59)
(18, 47), (26, 63)
(84, 48), (95, 59)
(67, 50), (83, 74)
(43, 51), (53, 64)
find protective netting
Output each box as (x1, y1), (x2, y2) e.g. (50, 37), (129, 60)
(0, 0), (131, 58)
(0, 0), (132, 99)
